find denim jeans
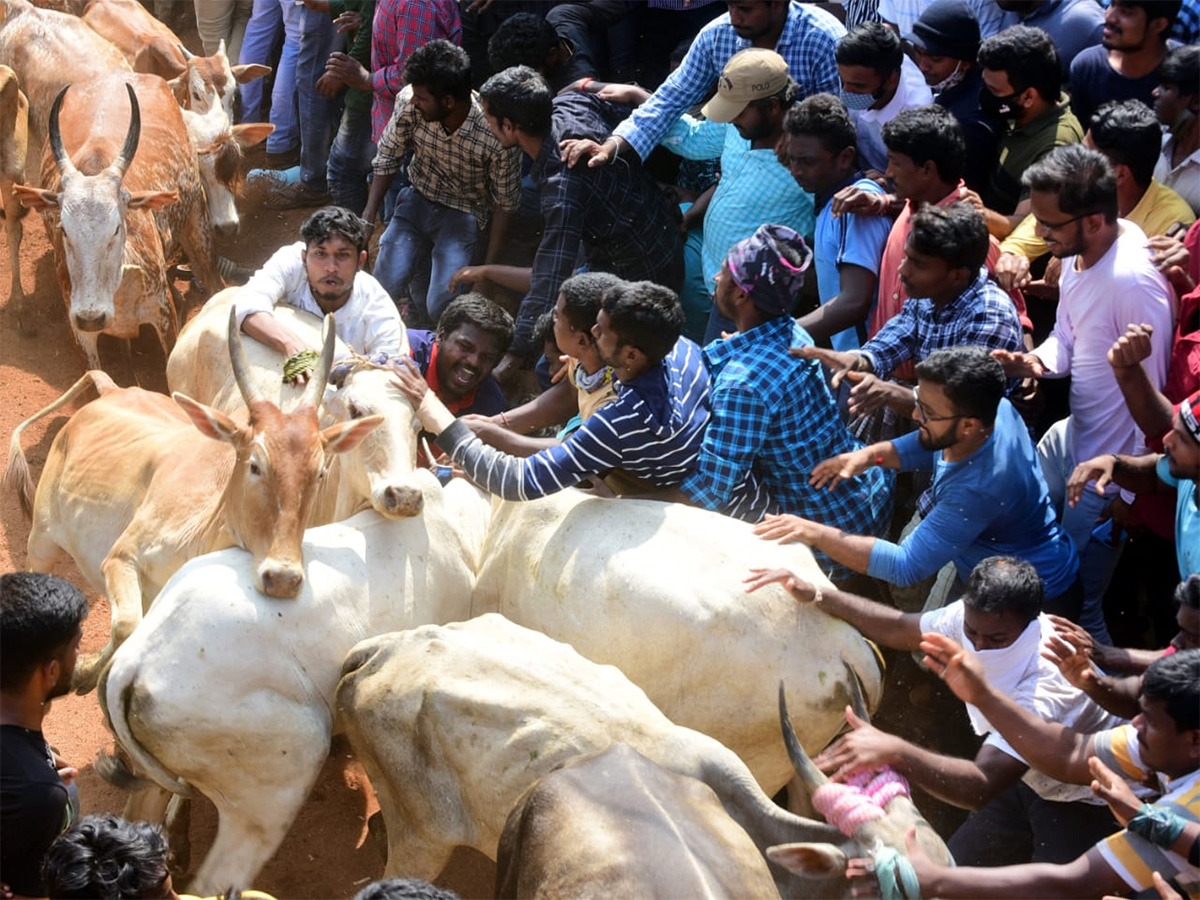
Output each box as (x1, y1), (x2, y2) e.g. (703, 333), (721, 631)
(237, 0), (282, 124)
(327, 102), (375, 214)
(375, 185), (479, 323)
(267, 0), (302, 153)
(1038, 416), (1119, 644)
(295, 3), (336, 190)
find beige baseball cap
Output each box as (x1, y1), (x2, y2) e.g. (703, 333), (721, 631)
(701, 48), (790, 123)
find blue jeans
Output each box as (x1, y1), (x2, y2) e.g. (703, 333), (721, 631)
(327, 102), (374, 214)
(237, 0), (281, 124)
(267, 0), (302, 153)
(295, 4), (336, 189)
(375, 185), (478, 323)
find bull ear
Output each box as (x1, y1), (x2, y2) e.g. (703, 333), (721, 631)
(126, 190), (178, 211)
(173, 392), (243, 444)
(321, 415), (384, 455)
(766, 843), (848, 878)
(230, 63), (271, 84)
(231, 122), (274, 148)
(13, 183), (60, 209)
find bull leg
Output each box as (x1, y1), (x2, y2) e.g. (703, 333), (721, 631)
(178, 210), (225, 300)
(185, 711), (332, 895)
(74, 551), (145, 694)
(123, 784), (174, 824)
(2, 183), (29, 333)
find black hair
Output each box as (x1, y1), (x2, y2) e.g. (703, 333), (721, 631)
(533, 310), (556, 349)
(599, 280), (684, 365)
(907, 201), (990, 273)
(479, 66), (552, 137)
(559, 271), (624, 337)
(0, 572), (87, 690)
(1176, 575), (1200, 611)
(915, 346), (1006, 426)
(354, 878), (462, 900)
(977, 24), (1062, 103)
(404, 40), (473, 103)
(783, 93), (857, 155)
(488, 13), (557, 76)
(1112, 0), (1182, 40)
(436, 293), (515, 355)
(1022, 144), (1119, 223)
(1090, 100), (1161, 189)
(301, 206), (369, 254)
(836, 23), (903, 78)
(1160, 44), (1200, 99)
(43, 815), (171, 900)
(961, 556), (1043, 623)
(881, 105), (966, 185)
(1141, 648), (1199, 732)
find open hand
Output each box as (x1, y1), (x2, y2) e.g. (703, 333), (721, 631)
(810, 449), (872, 491)
(813, 706), (900, 781)
(560, 137), (614, 168)
(1088, 756), (1142, 826)
(753, 513), (817, 545)
(388, 356), (428, 406)
(919, 632), (990, 706)
(1066, 454), (1116, 507)
(991, 348), (1045, 379)
(743, 566), (819, 601)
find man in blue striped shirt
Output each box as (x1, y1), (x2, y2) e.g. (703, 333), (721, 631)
(680, 225), (892, 581)
(393, 281), (766, 514)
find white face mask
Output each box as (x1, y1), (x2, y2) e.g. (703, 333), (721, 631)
(930, 61), (966, 95)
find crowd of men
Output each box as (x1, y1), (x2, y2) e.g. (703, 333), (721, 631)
(3, 0), (1200, 897)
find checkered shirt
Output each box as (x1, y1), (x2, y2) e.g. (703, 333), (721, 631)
(369, 0), (461, 143)
(373, 87), (521, 224)
(613, 1), (845, 160)
(859, 271), (1025, 380)
(681, 316), (893, 581)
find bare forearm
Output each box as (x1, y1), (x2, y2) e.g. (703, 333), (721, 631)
(503, 378), (578, 432)
(797, 269), (875, 341)
(1113, 365), (1174, 440)
(475, 264), (532, 294)
(889, 744), (999, 810)
(1109, 453), (1164, 495)
(802, 522), (877, 581)
(241, 312), (305, 356)
(815, 586), (920, 650)
(1076, 672), (1141, 720)
(959, 690), (1092, 785)
(920, 851), (1121, 900)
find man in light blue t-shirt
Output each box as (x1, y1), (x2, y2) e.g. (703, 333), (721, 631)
(782, 93), (892, 352)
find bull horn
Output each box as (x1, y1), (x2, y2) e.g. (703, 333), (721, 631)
(178, 42), (195, 61)
(227, 306), (266, 407)
(108, 83), (141, 179)
(299, 314), (336, 410)
(779, 681), (830, 793)
(843, 659), (872, 725)
(48, 84), (78, 178)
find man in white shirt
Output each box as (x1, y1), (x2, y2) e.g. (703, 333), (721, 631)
(235, 207), (406, 380)
(1153, 45), (1200, 216)
(835, 23), (933, 173)
(993, 144), (1175, 646)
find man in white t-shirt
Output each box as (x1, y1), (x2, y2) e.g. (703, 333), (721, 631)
(234, 207), (406, 380)
(744, 555), (1130, 867)
(993, 144), (1174, 646)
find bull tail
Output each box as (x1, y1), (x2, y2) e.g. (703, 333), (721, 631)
(98, 655), (194, 798)
(3, 370), (118, 517)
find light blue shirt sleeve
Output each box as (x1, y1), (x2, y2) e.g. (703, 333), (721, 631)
(661, 114), (728, 161)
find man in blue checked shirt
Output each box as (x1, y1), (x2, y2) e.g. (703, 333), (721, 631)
(559, 0), (845, 169)
(677, 225), (892, 584)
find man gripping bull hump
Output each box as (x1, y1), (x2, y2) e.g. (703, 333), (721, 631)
(392, 280), (765, 513)
(234, 207), (405, 379)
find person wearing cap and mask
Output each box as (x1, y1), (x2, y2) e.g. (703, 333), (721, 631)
(676, 224), (892, 587)
(659, 47), (814, 345)
(910, 0), (1001, 194)
(834, 23), (932, 174)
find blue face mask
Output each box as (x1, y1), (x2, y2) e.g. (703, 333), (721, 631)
(840, 88), (878, 111)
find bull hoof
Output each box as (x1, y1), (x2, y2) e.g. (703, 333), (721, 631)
(71, 654), (103, 695)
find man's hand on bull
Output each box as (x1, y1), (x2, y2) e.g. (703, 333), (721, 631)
(813, 706), (902, 782)
(918, 632), (990, 707)
(742, 567), (819, 602)
(325, 52), (370, 92)
(810, 448), (874, 491)
(752, 513), (819, 545)
(389, 357), (429, 406)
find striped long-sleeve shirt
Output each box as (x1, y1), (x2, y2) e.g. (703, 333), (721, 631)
(435, 338), (760, 513)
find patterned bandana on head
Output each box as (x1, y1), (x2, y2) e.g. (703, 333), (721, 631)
(1181, 390), (1200, 444)
(726, 223), (813, 318)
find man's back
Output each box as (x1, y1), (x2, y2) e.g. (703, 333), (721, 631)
(0, 725), (69, 897)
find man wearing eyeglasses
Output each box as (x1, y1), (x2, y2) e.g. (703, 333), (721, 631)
(755, 345), (1081, 617)
(992, 144), (1174, 647)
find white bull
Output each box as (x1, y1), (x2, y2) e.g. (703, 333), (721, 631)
(99, 487), (882, 894)
(168, 288), (424, 521)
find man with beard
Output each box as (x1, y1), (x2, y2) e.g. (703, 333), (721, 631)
(755, 346), (1079, 614)
(235, 207), (405, 380)
(0, 573), (88, 899)
(362, 39), (522, 326)
(993, 145), (1174, 645)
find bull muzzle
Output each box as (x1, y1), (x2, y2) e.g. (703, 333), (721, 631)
(375, 484), (425, 519)
(213, 218), (239, 239)
(73, 309), (109, 332)
(258, 561), (304, 599)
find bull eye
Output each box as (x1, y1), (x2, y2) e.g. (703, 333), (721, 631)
(349, 403), (363, 420)
(249, 459), (263, 477)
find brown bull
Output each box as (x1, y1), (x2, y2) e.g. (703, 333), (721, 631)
(2, 310), (383, 694)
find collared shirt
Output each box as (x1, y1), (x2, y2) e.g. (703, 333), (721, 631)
(612, 1), (845, 161)
(986, 93), (1083, 215)
(373, 87), (521, 224)
(660, 115), (814, 287)
(848, 57), (933, 173)
(1093, 723), (1200, 898)
(436, 338), (757, 504)
(517, 102), (681, 356)
(369, 0), (461, 143)
(408, 330), (506, 417)
(233, 242), (405, 357)
(1156, 135), (1200, 217)
(681, 316), (890, 579)
(859, 271), (1025, 380)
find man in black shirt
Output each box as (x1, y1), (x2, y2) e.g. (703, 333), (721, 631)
(0, 573), (87, 899)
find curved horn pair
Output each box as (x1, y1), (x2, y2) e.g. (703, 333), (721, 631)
(49, 82), (141, 179)
(226, 309), (335, 409)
